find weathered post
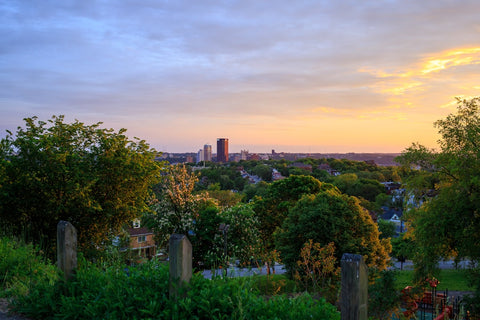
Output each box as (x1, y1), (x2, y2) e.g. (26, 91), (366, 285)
(57, 220), (77, 281)
(169, 234), (192, 298)
(341, 253), (368, 320)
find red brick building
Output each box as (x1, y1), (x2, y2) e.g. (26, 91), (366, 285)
(127, 220), (156, 260)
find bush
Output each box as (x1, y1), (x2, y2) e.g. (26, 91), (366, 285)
(5, 241), (340, 319)
(174, 274), (340, 320)
(0, 237), (59, 297)
(12, 258), (171, 319)
(368, 270), (401, 320)
(293, 240), (340, 303)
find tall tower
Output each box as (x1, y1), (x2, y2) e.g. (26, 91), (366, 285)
(197, 149), (204, 163)
(204, 144), (212, 162)
(216, 138), (229, 163)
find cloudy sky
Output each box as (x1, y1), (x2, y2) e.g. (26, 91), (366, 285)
(1, 1), (480, 153)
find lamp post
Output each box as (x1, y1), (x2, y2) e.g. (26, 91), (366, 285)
(219, 223), (230, 275)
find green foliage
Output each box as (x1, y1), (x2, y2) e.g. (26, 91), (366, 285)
(202, 186), (243, 209)
(464, 267), (480, 314)
(172, 275), (340, 320)
(6, 243), (339, 320)
(377, 219), (397, 239)
(275, 188), (391, 275)
(242, 181), (269, 203)
(333, 174), (385, 202)
(219, 203), (261, 266)
(252, 175), (325, 248)
(397, 97), (480, 281)
(0, 116), (162, 256)
(390, 235), (415, 265)
(146, 164), (203, 248)
(196, 165), (247, 191)
(368, 270), (401, 320)
(293, 240), (340, 303)
(252, 163), (273, 182)
(251, 175), (329, 274)
(0, 237), (59, 298)
(13, 258), (171, 319)
(189, 203), (223, 269)
(250, 274), (297, 296)
(394, 269), (471, 291)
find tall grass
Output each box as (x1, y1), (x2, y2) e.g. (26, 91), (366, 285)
(0, 237), (58, 297)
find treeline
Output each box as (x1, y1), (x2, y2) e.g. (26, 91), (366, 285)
(0, 115), (394, 281)
(191, 157), (404, 214)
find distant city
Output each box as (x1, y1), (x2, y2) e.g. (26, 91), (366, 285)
(157, 137), (401, 167)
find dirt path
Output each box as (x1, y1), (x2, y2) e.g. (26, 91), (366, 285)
(0, 299), (29, 320)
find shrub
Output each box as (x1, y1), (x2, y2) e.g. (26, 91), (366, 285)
(0, 237), (59, 298)
(13, 257), (171, 319)
(293, 240), (340, 303)
(11, 255), (340, 319)
(368, 270), (401, 320)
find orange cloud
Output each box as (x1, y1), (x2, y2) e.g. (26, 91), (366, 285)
(360, 47), (480, 96)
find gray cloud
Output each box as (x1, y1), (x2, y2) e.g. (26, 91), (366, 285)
(1, 0), (480, 151)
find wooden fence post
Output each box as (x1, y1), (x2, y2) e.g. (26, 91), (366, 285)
(169, 234), (192, 298)
(57, 220), (77, 281)
(341, 253), (368, 320)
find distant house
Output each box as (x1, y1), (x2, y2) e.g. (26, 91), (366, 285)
(380, 207), (405, 235)
(127, 219), (157, 260)
(317, 164), (341, 176)
(290, 162), (313, 172)
(272, 168), (284, 181)
(382, 182), (402, 195)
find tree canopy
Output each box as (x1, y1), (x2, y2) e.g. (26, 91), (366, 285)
(252, 175), (325, 250)
(275, 187), (391, 275)
(0, 116), (162, 256)
(397, 97), (480, 279)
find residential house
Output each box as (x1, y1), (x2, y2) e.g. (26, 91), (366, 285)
(290, 162), (313, 172)
(127, 219), (157, 260)
(380, 207), (405, 235)
(317, 164), (341, 176)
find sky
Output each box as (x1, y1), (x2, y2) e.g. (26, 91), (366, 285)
(1, 1), (480, 154)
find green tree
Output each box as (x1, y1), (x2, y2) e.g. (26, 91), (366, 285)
(146, 164), (202, 248)
(252, 163), (273, 182)
(242, 181), (269, 203)
(252, 175), (324, 250)
(397, 97), (480, 281)
(275, 187), (391, 275)
(390, 235), (415, 270)
(252, 175), (327, 273)
(219, 203), (260, 266)
(200, 183), (243, 209)
(368, 270), (401, 320)
(377, 219), (397, 239)
(196, 165), (247, 191)
(0, 116), (161, 256)
(189, 201), (223, 269)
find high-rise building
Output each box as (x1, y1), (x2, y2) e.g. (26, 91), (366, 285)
(240, 150), (248, 161)
(197, 149), (204, 163)
(204, 144), (212, 162)
(216, 138), (229, 163)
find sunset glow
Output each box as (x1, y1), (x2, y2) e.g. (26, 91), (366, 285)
(1, 1), (480, 154)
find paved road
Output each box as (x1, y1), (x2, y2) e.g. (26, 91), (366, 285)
(390, 259), (474, 271)
(0, 299), (28, 320)
(202, 258), (475, 279)
(202, 263), (286, 279)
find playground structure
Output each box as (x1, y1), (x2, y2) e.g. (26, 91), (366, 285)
(401, 283), (468, 320)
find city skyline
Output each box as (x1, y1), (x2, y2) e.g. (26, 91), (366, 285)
(1, 1), (480, 154)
